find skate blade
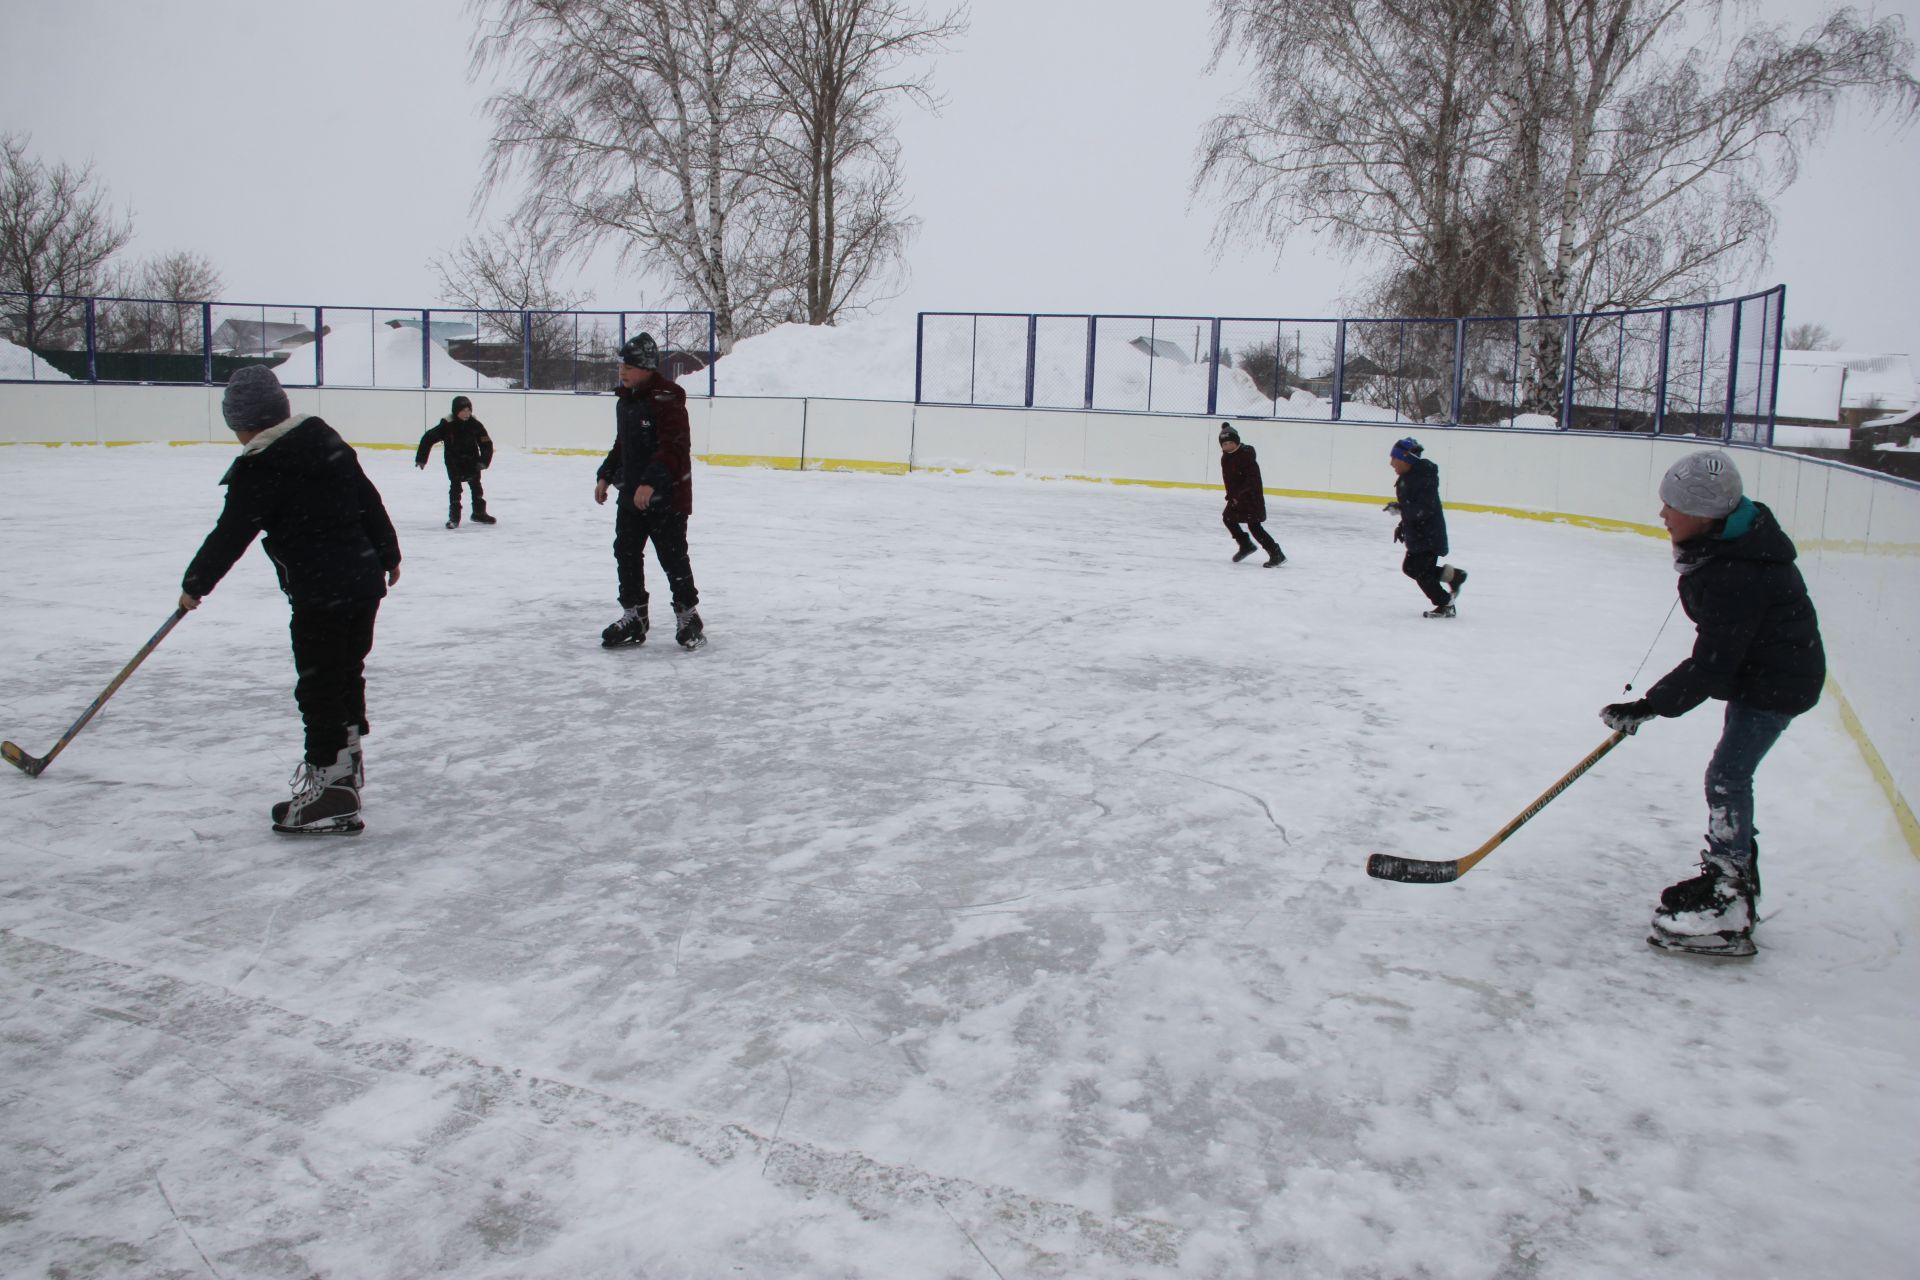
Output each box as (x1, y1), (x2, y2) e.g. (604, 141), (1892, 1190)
(1646, 929), (1755, 959)
(679, 637), (707, 651)
(273, 819), (366, 836)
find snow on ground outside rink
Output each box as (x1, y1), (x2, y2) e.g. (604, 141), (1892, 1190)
(0, 443), (1916, 1279)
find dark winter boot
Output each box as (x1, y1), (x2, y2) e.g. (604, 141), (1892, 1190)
(446, 515), (461, 529)
(271, 748), (363, 835)
(673, 605), (707, 651)
(471, 501), (496, 525)
(1232, 540), (1258, 563)
(1263, 551), (1286, 568)
(602, 605), (647, 648)
(1649, 852), (1757, 958)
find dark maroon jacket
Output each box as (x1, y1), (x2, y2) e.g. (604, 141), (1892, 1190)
(597, 376), (693, 516)
(1221, 444), (1267, 522)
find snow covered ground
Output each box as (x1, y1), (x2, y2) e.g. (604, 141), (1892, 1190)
(1, 443), (1916, 1278)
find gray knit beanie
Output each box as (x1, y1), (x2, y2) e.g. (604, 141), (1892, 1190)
(222, 365), (291, 433)
(1658, 449), (1744, 518)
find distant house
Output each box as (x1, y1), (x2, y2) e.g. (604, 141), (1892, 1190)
(387, 317), (482, 345)
(1129, 336), (1191, 364)
(1776, 350), (1919, 428)
(209, 318), (314, 356)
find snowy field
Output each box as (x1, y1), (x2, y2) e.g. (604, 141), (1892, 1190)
(1, 443), (1916, 1279)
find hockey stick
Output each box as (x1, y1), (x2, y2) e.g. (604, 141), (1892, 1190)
(2, 607), (187, 779)
(1367, 730), (1628, 883)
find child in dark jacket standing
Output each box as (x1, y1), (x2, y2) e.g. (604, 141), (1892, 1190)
(416, 395), (495, 528)
(1218, 423), (1284, 567)
(179, 365), (402, 835)
(1384, 436), (1467, 617)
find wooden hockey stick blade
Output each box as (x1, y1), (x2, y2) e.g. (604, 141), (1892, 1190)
(2, 740), (47, 777)
(1366, 852), (1462, 883)
(1366, 730), (1629, 885)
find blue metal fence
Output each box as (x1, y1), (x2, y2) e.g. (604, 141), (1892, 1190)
(0, 292), (719, 396)
(916, 286), (1788, 442)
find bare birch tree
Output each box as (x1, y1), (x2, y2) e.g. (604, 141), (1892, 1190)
(97, 250), (224, 353)
(0, 132), (134, 346)
(472, 0), (786, 345)
(431, 223), (593, 386)
(748, 0), (966, 325)
(1198, 0), (1919, 404)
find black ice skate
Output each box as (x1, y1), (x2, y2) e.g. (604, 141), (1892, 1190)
(602, 605), (648, 648)
(673, 605), (706, 650)
(1443, 566), (1468, 601)
(445, 516), (460, 529)
(1647, 853), (1757, 958)
(1264, 551), (1286, 567)
(472, 506), (496, 525)
(272, 749), (363, 835)
(1422, 603), (1457, 618)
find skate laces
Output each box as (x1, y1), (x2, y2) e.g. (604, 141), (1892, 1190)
(286, 761), (324, 804)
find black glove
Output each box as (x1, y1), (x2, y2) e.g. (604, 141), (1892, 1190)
(1393, 524), (1404, 543)
(1600, 700), (1656, 734)
(1383, 501), (1401, 515)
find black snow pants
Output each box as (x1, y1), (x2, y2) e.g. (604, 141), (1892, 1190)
(614, 498), (699, 614)
(1401, 551), (1452, 608)
(289, 601), (379, 764)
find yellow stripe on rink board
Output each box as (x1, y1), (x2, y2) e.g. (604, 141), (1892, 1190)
(1826, 676), (1920, 860)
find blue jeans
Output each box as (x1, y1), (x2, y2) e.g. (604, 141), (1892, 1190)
(1703, 702), (1794, 869)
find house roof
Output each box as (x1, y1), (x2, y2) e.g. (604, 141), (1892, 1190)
(1777, 349), (1918, 413)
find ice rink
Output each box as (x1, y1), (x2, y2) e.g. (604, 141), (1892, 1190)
(2, 442), (1916, 1278)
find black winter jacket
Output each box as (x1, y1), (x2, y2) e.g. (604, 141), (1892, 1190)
(1393, 456), (1449, 556)
(415, 415), (493, 478)
(182, 416), (402, 610)
(1221, 444), (1267, 522)
(596, 377), (694, 514)
(1644, 500), (1825, 718)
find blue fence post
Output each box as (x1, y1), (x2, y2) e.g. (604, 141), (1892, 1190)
(1024, 314), (1037, 408)
(1449, 318), (1466, 425)
(1653, 308), (1671, 435)
(420, 310), (431, 389)
(969, 315), (979, 405)
(1558, 316), (1578, 430)
(521, 311), (534, 390)
(84, 298), (97, 383)
(1765, 286), (1785, 447)
(912, 314), (925, 403)
(1721, 302), (1744, 443)
(1205, 318), (1222, 417)
(201, 303), (213, 384)
(1083, 317), (1097, 411)
(314, 307), (325, 388)
(707, 311), (717, 397)
(1331, 321), (1346, 422)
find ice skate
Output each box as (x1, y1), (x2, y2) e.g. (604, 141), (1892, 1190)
(445, 516), (460, 529)
(271, 748), (363, 835)
(602, 605), (648, 648)
(674, 605), (706, 650)
(1422, 603), (1456, 618)
(472, 503), (496, 525)
(1443, 565), (1468, 601)
(1231, 542), (1257, 563)
(1264, 551), (1286, 567)
(1648, 853), (1757, 958)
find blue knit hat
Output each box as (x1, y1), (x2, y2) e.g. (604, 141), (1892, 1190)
(1390, 436), (1424, 464)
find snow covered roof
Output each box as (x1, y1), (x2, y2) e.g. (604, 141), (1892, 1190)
(1777, 349), (1918, 413)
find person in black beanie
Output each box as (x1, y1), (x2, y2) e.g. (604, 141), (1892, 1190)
(178, 364), (402, 834)
(1384, 436), (1467, 617)
(594, 332), (705, 650)
(416, 395), (496, 528)
(1217, 423), (1284, 566)
(1599, 449), (1825, 958)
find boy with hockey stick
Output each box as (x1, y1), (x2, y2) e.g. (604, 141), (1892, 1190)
(415, 394), (496, 528)
(594, 332), (706, 650)
(1218, 423), (1285, 566)
(1384, 436), (1467, 617)
(1599, 449), (1825, 958)
(178, 365), (402, 834)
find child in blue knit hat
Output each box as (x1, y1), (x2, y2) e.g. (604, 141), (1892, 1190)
(1384, 437), (1467, 617)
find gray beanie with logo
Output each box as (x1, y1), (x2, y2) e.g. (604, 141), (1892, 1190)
(1659, 449), (1744, 518)
(222, 365), (291, 433)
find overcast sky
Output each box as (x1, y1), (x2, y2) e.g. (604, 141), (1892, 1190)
(2, 0), (1914, 356)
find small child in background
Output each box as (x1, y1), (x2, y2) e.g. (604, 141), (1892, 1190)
(416, 395), (495, 528)
(1218, 423), (1285, 567)
(1384, 436), (1467, 617)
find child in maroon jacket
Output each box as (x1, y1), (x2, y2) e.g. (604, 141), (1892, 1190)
(1219, 423), (1284, 567)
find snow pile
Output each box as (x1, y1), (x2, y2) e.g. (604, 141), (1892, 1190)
(0, 336), (70, 381)
(271, 310), (509, 390)
(715, 318), (918, 400)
